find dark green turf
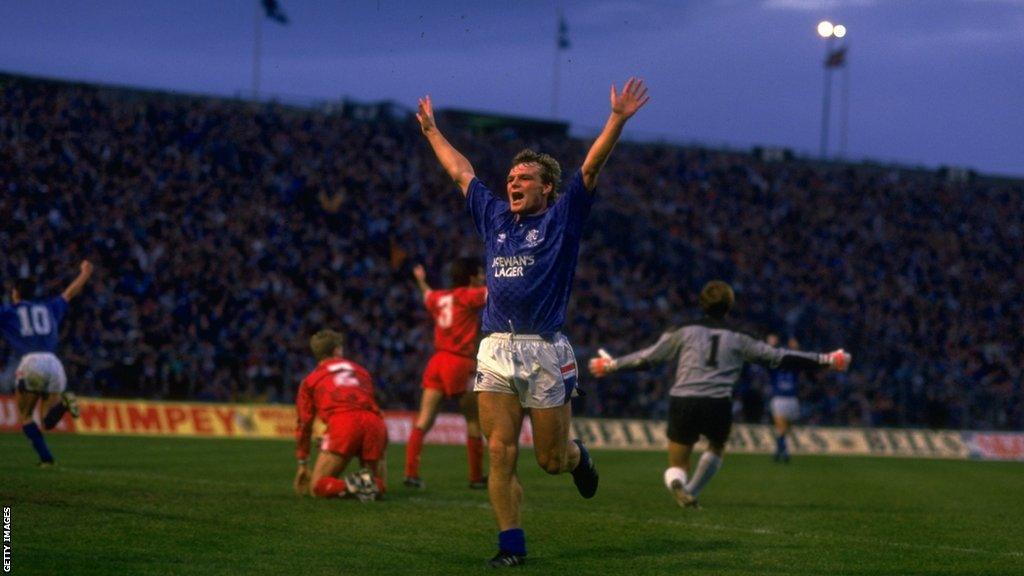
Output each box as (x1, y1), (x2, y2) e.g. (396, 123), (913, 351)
(1, 433), (1022, 575)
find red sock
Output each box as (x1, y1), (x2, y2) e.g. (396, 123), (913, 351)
(467, 436), (484, 482)
(313, 477), (348, 498)
(405, 427), (425, 478)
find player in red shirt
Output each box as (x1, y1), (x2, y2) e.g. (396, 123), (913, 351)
(294, 329), (388, 500)
(404, 258), (487, 489)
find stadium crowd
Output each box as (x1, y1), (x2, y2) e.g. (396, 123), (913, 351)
(2, 75), (1021, 430)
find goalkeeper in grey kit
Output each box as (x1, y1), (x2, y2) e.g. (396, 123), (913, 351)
(588, 280), (850, 508)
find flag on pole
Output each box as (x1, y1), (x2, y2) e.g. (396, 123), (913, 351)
(262, 0), (289, 25)
(825, 46), (847, 68)
(557, 14), (570, 50)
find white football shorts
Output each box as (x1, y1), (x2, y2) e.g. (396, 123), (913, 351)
(474, 332), (579, 409)
(16, 352), (68, 394)
(770, 396), (800, 421)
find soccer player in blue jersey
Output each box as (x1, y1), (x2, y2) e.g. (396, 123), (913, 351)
(766, 333), (802, 463)
(1, 260), (94, 465)
(416, 78), (649, 567)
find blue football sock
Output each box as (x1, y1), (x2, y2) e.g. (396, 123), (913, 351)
(43, 403), (68, 430)
(776, 434), (788, 455)
(22, 422), (54, 463)
(572, 439), (592, 476)
(498, 528), (527, 556)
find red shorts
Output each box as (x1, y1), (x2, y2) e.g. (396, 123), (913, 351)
(422, 351), (477, 398)
(320, 411), (388, 462)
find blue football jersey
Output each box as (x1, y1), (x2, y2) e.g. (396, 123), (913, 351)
(467, 169), (594, 335)
(0, 297), (69, 357)
(770, 369), (799, 398)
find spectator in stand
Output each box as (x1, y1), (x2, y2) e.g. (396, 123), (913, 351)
(1, 75), (1020, 431)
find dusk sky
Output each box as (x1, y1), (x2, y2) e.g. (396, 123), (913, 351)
(2, 0), (1021, 176)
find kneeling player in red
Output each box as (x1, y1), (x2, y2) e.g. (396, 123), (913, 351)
(294, 329), (388, 500)
(404, 260), (487, 489)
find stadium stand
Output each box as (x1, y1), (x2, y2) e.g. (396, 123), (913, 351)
(1, 74), (1021, 430)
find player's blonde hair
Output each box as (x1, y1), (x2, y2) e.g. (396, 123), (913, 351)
(699, 281), (735, 319)
(511, 149), (562, 205)
(309, 329), (345, 361)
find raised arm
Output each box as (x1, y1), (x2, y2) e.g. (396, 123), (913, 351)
(62, 260), (94, 302)
(416, 96), (476, 196)
(588, 329), (682, 378)
(412, 264), (432, 297)
(581, 77), (650, 191)
(743, 335), (851, 373)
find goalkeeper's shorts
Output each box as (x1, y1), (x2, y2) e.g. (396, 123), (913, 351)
(321, 411), (387, 462)
(474, 332), (579, 409)
(667, 396), (732, 446)
(15, 353), (67, 394)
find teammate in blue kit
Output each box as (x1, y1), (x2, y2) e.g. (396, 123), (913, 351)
(1, 260), (94, 465)
(767, 333), (801, 463)
(416, 78), (649, 567)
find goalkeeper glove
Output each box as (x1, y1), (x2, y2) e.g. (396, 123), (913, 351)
(588, 348), (616, 377)
(823, 349), (851, 372)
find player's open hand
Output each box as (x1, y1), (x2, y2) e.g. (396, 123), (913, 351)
(588, 357), (611, 378)
(416, 96), (437, 135)
(610, 77), (650, 120)
(412, 264), (426, 282)
(294, 466), (311, 497)
(80, 260), (94, 276)
(588, 348), (616, 377)
(825, 349), (852, 372)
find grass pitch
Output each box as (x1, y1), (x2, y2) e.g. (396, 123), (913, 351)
(2, 433), (1022, 575)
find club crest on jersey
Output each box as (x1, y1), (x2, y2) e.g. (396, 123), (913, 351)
(496, 232), (507, 244)
(523, 228), (543, 248)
